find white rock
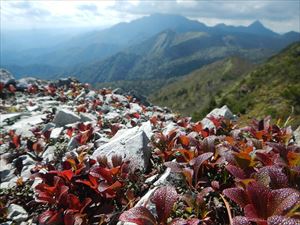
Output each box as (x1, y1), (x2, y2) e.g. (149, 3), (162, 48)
(26, 105), (39, 112)
(145, 174), (159, 184)
(201, 105), (234, 129)
(7, 204), (28, 222)
(153, 168), (172, 186)
(294, 126), (300, 146)
(42, 146), (56, 162)
(105, 112), (120, 121)
(93, 129), (151, 172)
(74, 91), (85, 101)
(162, 122), (178, 136)
(206, 105), (233, 119)
(10, 114), (46, 137)
(105, 94), (128, 104)
(86, 90), (96, 99)
(53, 109), (81, 127)
(129, 103), (142, 113)
(50, 127), (63, 139)
(201, 118), (215, 130)
(112, 121), (152, 141)
(0, 113), (23, 125)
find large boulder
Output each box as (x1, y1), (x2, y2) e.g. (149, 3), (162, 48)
(53, 109), (81, 127)
(93, 122), (152, 171)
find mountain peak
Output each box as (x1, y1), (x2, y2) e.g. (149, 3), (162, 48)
(247, 20), (277, 36)
(249, 20), (264, 28)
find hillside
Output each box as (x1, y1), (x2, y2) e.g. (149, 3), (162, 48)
(150, 57), (254, 120)
(151, 42), (300, 126)
(218, 42), (300, 126)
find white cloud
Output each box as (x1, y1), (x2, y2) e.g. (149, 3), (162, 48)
(1, 0), (299, 33)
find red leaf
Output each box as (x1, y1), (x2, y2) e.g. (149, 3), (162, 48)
(225, 164), (246, 179)
(119, 206), (157, 225)
(39, 210), (63, 225)
(256, 166), (288, 188)
(12, 134), (21, 148)
(76, 175), (98, 190)
(66, 128), (74, 138)
(267, 216), (300, 225)
(191, 152), (213, 183)
(178, 135), (190, 148)
(90, 166), (113, 183)
(151, 186), (178, 223)
(98, 181), (122, 194)
(170, 218), (200, 225)
(223, 187), (248, 207)
(150, 116), (158, 125)
(164, 161), (183, 173)
(269, 188), (300, 216)
(43, 129), (52, 140)
(232, 216), (251, 225)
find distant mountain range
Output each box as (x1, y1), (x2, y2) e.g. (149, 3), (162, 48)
(1, 13), (299, 81)
(151, 42), (300, 126)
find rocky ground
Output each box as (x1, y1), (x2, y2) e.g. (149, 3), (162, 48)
(1, 69), (300, 225)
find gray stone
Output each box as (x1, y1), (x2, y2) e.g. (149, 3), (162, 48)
(7, 204), (28, 222)
(93, 128), (151, 172)
(0, 163), (14, 183)
(53, 109), (81, 127)
(80, 113), (97, 122)
(67, 137), (79, 151)
(42, 123), (56, 133)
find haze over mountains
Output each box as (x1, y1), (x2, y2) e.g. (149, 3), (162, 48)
(1, 13), (299, 81)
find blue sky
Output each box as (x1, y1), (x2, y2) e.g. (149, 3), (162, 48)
(1, 0), (299, 33)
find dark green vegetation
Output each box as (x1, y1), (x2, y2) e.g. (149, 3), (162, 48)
(219, 42), (300, 126)
(150, 57), (254, 121)
(151, 42), (300, 126)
